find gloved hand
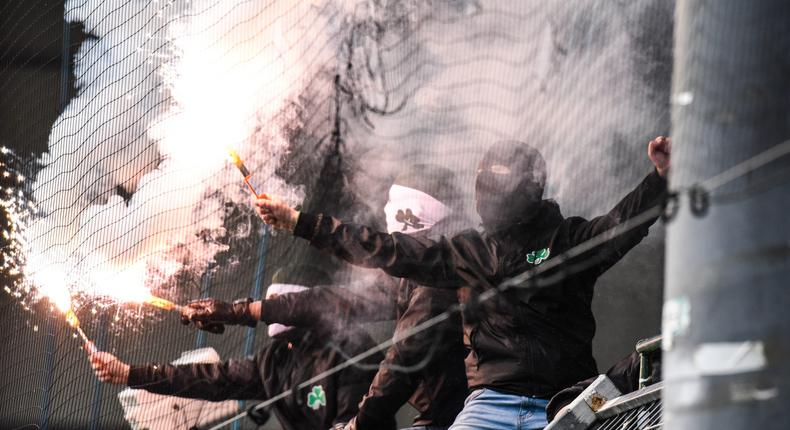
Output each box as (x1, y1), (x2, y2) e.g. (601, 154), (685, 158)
(180, 298), (257, 333)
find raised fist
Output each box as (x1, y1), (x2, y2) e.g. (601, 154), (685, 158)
(648, 136), (671, 178)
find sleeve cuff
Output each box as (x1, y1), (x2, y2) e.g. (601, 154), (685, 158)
(127, 364), (155, 387)
(260, 297), (288, 325)
(293, 212), (321, 241)
(647, 168), (669, 190)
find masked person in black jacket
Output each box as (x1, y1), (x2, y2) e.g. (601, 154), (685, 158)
(88, 267), (382, 430)
(184, 165), (470, 430)
(255, 137), (671, 429)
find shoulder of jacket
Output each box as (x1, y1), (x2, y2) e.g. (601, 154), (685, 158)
(451, 228), (486, 243)
(562, 215), (589, 227)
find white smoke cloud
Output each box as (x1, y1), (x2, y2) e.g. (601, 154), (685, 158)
(350, 0), (672, 222)
(15, 0), (671, 314)
(23, 0), (353, 308)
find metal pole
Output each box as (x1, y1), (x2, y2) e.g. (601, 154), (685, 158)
(89, 314), (107, 430)
(233, 226), (270, 430)
(196, 265), (214, 348)
(39, 16), (73, 430)
(665, 1), (790, 429)
(39, 316), (56, 430)
(243, 226), (269, 355)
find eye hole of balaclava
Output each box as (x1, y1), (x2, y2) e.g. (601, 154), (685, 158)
(475, 140), (546, 232)
(489, 164), (511, 175)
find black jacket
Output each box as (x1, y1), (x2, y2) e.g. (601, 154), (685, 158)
(127, 329), (381, 430)
(261, 279), (468, 428)
(292, 171), (667, 398)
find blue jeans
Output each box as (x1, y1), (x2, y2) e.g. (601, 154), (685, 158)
(401, 427), (449, 430)
(449, 388), (549, 430)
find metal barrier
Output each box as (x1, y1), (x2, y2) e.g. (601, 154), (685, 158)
(591, 383), (662, 430)
(547, 336), (663, 430)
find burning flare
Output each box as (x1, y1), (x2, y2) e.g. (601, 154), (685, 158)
(141, 295), (183, 312)
(51, 294), (96, 353)
(227, 149), (265, 197)
(64, 308), (95, 353)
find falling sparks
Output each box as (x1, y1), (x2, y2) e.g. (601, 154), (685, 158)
(1, 155), (38, 310)
(0, 151), (178, 333)
(2, 0), (312, 338)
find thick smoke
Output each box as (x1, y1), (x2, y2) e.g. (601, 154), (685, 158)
(15, 0), (671, 338)
(323, 0), (673, 368)
(346, 1), (673, 222)
(22, 0), (354, 309)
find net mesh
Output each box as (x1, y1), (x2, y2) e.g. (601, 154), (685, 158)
(0, 1), (677, 428)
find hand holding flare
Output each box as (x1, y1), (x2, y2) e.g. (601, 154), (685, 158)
(63, 307), (97, 353)
(78, 296), (178, 384)
(178, 298), (260, 334)
(255, 194), (299, 232)
(227, 149), (299, 230)
(89, 349), (130, 385)
(76, 160), (252, 384)
(52, 298), (125, 384)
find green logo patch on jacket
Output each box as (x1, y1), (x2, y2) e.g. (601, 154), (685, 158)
(526, 248), (550, 265)
(307, 385), (326, 410)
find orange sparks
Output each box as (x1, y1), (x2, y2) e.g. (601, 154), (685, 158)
(63, 307), (96, 353)
(142, 295), (183, 312)
(65, 308), (80, 329)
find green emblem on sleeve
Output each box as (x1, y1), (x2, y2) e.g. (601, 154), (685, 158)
(526, 248), (551, 265)
(307, 385), (327, 410)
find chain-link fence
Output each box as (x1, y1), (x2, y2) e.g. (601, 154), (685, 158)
(1, 1), (678, 428)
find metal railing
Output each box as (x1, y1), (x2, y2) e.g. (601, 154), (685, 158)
(592, 383), (662, 430)
(546, 335), (663, 430)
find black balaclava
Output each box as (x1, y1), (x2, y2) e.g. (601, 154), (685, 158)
(475, 140), (547, 232)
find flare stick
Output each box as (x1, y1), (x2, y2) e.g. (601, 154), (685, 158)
(142, 295), (184, 313)
(227, 149), (264, 197)
(65, 308), (97, 353)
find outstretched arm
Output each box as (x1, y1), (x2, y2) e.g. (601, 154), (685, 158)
(567, 136), (671, 274)
(90, 350), (266, 401)
(260, 281), (398, 327)
(255, 197), (460, 287)
(127, 359), (265, 401)
(179, 280), (397, 334)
